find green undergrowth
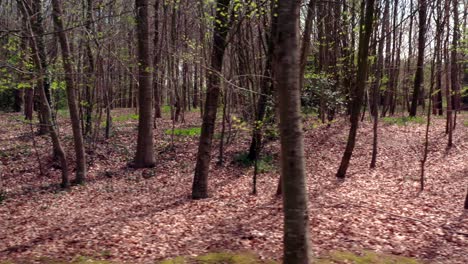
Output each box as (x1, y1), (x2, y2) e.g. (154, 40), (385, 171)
(159, 252), (277, 264)
(463, 120), (468, 127)
(165, 127), (201, 137)
(381, 116), (425, 126)
(0, 251), (424, 264)
(233, 152), (276, 173)
(112, 113), (139, 122)
(314, 250), (423, 264)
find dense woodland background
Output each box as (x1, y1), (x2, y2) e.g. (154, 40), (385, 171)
(0, 0), (467, 263)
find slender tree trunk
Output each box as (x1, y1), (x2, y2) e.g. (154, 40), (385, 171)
(51, 0), (87, 184)
(192, 0), (231, 199)
(299, 0), (315, 90)
(133, 0), (155, 168)
(444, 0), (453, 147)
(409, 0), (427, 117)
(276, 1), (311, 263)
(450, 0), (460, 124)
(247, 2), (277, 161)
(371, 3), (385, 169)
(153, 0), (162, 119)
(336, 0), (375, 178)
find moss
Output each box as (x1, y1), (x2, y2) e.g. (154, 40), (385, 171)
(158, 252), (277, 264)
(314, 250), (422, 264)
(158, 256), (187, 264)
(1, 256), (114, 264)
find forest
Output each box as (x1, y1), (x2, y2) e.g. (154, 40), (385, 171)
(0, 0), (467, 263)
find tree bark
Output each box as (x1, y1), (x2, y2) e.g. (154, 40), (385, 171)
(247, 1), (277, 161)
(133, 0), (156, 168)
(409, 0), (427, 117)
(51, 0), (87, 184)
(192, 0), (231, 199)
(18, 0), (70, 188)
(153, 0), (162, 119)
(275, 1), (311, 263)
(336, 0), (375, 178)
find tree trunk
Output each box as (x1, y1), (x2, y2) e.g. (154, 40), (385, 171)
(192, 0), (231, 199)
(51, 0), (87, 184)
(409, 0), (427, 117)
(247, 1), (277, 161)
(18, 0), (70, 188)
(464, 188), (468, 209)
(153, 0), (162, 119)
(275, 1), (311, 263)
(336, 0), (375, 178)
(133, 0), (155, 168)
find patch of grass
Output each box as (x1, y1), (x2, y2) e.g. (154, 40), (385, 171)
(464, 120), (468, 127)
(233, 152), (276, 173)
(314, 250), (422, 264)
(56, 109), (70, 118)
(162, 105), (172, 113)
(165, 127), (201, 137)
(112, 113), (139, 122)
(159, 252), (277, 264)
(382, 116), (425, 126)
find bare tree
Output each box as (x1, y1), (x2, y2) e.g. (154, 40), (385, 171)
(51, 0), (87, 184)
(336, 0), (376, 178)
(192, 0), (231, 199)
(409, 0), (427, 117)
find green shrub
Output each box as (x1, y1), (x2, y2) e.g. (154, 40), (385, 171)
(165, 127), (201, 137)
(382, 116), (425, 126)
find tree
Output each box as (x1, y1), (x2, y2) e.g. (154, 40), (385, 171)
(133, 0), (155, 168)
(51, 0), (87, 184)
(16, 0), (70, 188)
(465, 188), (468, 209)
(192, 0), (231, 199)
(409, 0), (427, 117)
(275, 0), (311, 263)
(336, 0), (376, 178)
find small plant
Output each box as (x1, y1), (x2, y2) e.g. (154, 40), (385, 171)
(264, 127), (279, 141)
(0, 190), (7, 204)
(463, 120), (468, 127)
(382, 116), (425, 126)
(165, 127), (201, 137)
(233, 152), (276, 173)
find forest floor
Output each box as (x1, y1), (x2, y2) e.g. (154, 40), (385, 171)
(0, 109), (467, 263)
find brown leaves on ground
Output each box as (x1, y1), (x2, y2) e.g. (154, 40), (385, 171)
(0, 110), (467, 263)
